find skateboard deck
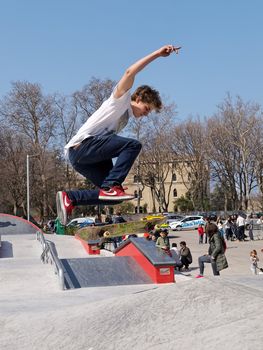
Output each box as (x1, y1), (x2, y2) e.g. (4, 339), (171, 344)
(75, 217), (166, 241)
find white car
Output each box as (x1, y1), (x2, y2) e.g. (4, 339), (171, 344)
(166, 214), (185, 226)
(66, 217), (95, 228)
(169, 216), (205, 231)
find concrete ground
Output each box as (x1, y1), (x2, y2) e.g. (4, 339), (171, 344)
(1, 227), (263, 350)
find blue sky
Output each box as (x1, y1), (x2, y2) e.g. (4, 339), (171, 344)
(1, 0), (263, 120)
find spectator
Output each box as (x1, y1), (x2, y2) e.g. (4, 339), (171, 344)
(179, 241), (192, 271)
(47, 220), (55, 233)
(150, 224), (162, 240)
(113, 212), (126, 224)
(257, 216), (263, 225)
(105, 215), (113, 224)
(197, 224), (204, 244)
(196, 223), (228, 278)
(144, 232), (151, 240)
(54, 217), (65, 235)
(246, 215), (254, 241)
(224, 216), (234, 241)
(94, 214), (102, 224)
(150, 233), (157, 242)
(155, 229), (170, 250)
(250, 249), (259, 275)
(204, 217), (211, 244)
(236, 213), (246, 241)
(170, 243), (183, 270)
(217, 219), (224, 238)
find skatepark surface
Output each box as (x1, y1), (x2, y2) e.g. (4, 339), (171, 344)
(1, 214), (263, 350)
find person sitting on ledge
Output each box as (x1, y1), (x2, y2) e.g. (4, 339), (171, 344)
(155, 229), (170, 251)
(196, 223), (228, 278)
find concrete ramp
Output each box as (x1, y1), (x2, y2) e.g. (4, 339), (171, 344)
(0, 213), (41, 235)
(61, 256), (153, 289)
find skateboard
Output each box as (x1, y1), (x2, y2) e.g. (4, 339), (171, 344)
(75, 217), (166, 241)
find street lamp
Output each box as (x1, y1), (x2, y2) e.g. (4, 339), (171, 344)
(26, 154), (39, 222)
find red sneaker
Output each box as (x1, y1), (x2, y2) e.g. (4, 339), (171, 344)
(98, 185), (134, 201)
(56, 191), (74, 225)
(195, 274), (204, 279)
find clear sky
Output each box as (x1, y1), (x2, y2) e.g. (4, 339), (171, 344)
(1, 0), (262, 120)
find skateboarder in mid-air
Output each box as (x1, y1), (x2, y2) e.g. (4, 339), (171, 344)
(56, 44), (181, 225)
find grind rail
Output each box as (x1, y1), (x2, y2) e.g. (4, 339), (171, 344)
(36, 231), (65, 290)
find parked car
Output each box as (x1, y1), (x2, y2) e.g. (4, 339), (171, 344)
(165, 214), (185, 226)
(66, 217), (95, 228)
(169, 215), (205, 231)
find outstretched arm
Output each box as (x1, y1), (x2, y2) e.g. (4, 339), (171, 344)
(114, 44), (181, 98)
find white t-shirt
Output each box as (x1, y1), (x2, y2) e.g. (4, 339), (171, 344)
(170, 247), (181, 264)
(64, 86), (133, 158)
(236, 216), (245, 227)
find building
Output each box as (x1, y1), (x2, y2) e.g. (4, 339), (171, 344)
(124, 161), (193, 213)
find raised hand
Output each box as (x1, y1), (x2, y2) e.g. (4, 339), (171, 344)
(158, 45), (182, 57)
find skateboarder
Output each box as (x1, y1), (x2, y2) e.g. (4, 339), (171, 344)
(56, 44), (181, 225)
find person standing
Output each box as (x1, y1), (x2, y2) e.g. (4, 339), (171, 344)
(197, 224), (204, 244)
(224, 216), (233, 241)
(250, 250), (259, 275)
(236, 213), (246, 241)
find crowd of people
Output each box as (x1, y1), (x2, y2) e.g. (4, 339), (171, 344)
(148, 214), (263, 278)
(90, 212), (263, 278)
(48, 210), (263, 278)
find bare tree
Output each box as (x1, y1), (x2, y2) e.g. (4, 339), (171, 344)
(0, 81), (58, 220)
(0, 127), (30, 215)
(127, 102), (178, 212)
(207, 94), (262, 211)
(72, 77), (116, 123)
(170, 118), (210, 211)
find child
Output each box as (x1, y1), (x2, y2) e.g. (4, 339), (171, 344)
(155, 229), (170, 250)
(197, 224), (204, 244)
(250, 250), (259, 275)
(56, 44), (181, 225)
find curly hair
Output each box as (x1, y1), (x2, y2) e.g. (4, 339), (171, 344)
(131, 85), (162, 112)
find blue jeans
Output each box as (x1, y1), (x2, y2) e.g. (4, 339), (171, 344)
(198, 255), (220, 276)
(67, 133), (142, 204)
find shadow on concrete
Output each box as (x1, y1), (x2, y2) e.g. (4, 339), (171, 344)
(0, 241), (13, 258)
(0, 214), (42, 235)
(0, 221), (16, 228)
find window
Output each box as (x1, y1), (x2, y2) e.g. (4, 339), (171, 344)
(133, 175), (141, 183)
(173, 188), (178, 198)
(172, 173), (177, 182)
(135, 206), (143, 213)
(134, 190), (142, 199)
